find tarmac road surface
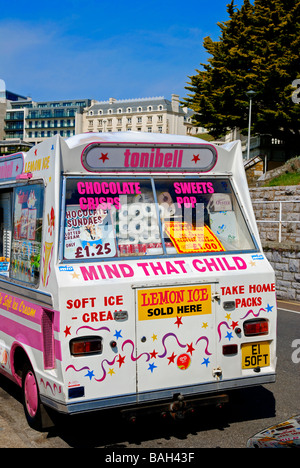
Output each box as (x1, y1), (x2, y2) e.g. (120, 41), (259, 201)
(0, 300), (299, 448)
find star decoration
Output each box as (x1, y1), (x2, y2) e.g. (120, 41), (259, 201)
(108, 368), (115, 376)
(152, 333), (158, 341)
(150, 349), (158, 359)
(114, 330), (123, 340)
(266, 303), (274, 313)
(71, 271), (80, 279)
(148, 362), (157, 373)
(192, 154), (200, 163)
(117, 354), (125, 367)
(231, 320), (239, 330)
(99, 153), (109, 163)
(174, 316), (183, 328)
(225, 313), (231, 321)
(201, 358), (210, 367)
(249, 260), (256, 267)
(64, 325), (71, 337)
(202, 322), (208, 329)
(225, 331), (233, 341)
(167, 352), (177, 365)
(85, 370), (95, 380)
(186, 342), (195, 355)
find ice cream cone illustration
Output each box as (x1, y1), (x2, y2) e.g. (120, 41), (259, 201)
(42, 241), (53, 286)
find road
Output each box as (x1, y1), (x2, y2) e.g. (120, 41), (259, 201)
(0, 304), (299, 449)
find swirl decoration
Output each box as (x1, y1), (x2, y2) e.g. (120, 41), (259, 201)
(240, 308), (266, 320)
(94, 356), (117, 382)
(65, 365), (90, 373)
(122, 339), (150, 362)
(217, 321), (231, 341)
(158, 333), (186, 358)
(76, 325), (110, 335)
(195, 336), (212, 355)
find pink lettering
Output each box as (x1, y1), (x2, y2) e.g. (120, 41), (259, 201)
(123, 148), (183, 169)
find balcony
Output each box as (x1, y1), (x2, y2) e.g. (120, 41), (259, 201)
(25, 121), (75, 129)
(26, 110), (76, 119)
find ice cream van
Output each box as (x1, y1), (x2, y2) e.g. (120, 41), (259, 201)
(0, 132), (277, 430)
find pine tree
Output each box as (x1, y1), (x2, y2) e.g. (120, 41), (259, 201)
(184, 0), (300, 154)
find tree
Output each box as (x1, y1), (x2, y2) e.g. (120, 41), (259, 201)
(184, 0), (300, 154)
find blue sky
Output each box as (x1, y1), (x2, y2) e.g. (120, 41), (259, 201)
(0, 0), (244, 102)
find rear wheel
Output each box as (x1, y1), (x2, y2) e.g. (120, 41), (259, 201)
(22, 363), (43, 431)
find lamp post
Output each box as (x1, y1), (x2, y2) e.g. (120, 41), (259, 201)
(246, 90), (256, 160)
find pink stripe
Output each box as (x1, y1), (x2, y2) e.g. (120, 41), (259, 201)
(0, 292), (60, 332)
(0, 314), (61, 361)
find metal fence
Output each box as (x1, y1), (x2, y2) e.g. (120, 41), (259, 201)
(251, 200), (300, 243)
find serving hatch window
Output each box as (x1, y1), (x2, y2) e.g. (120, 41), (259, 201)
(63, 177), (255, 260)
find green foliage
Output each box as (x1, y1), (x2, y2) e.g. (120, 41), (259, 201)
(184, 0), (300, 149)
(265, 172), (300, 186)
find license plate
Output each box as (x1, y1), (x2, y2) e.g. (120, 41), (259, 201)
(242, 342), (270, 369)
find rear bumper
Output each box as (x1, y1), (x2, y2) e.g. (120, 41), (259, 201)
(41, 372), (276, 415)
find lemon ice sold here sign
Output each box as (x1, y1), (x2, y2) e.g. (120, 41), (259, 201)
(138, 285), (212, 320)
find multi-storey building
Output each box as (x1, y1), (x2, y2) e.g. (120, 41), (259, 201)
(2, 78), (207, 144)
(83, 95), (206, 136)
(5, 98), (92, 145)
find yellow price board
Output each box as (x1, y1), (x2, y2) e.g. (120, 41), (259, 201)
(138, 285), (212, 321)
(164, 222), (225, 254)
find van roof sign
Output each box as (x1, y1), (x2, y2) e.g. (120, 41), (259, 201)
(81, 142), (218, 173)
(0, 153), (24, 180)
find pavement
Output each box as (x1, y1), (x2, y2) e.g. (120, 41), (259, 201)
(0, 414), (28, 448)
(277, 300), (300, 313)
(0, 299), (299, 448)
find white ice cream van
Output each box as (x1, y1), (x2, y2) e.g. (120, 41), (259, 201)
(0, 132), (277, 429)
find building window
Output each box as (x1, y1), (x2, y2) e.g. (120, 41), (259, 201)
(98, 110), (103, 115)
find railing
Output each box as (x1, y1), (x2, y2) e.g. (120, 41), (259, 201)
(251, 200), (300, 243)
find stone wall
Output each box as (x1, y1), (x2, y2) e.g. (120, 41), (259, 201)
(249, 186), (300, 301)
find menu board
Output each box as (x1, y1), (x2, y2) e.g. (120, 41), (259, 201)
(64, 205), (117, 260)
(10, 185), (43, 284)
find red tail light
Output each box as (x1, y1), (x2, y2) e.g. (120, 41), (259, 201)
(243, 319), (269, 337)
(70, 336), (102, 356)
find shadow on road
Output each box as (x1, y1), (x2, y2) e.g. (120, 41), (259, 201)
(0, 373), (275, 448)
(43, 386), (275, 448)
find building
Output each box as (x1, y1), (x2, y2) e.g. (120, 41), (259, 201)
(5, 98), (92, 145)
(1, 79), (207, 144)
(83, 95), (206, 136)
(0, 79), (29, 141)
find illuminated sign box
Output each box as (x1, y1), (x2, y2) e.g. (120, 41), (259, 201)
(81, 143), (217, 173)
